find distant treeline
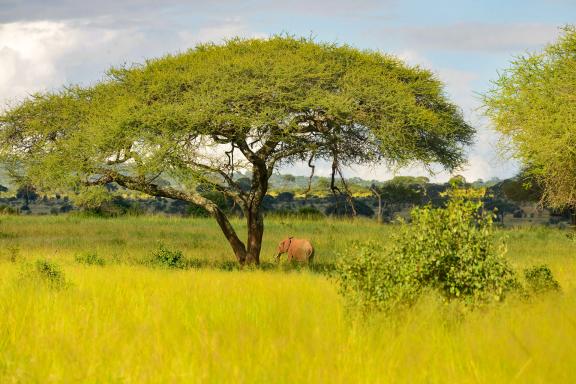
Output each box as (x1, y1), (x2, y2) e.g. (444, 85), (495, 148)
(0, 173), (573, 226)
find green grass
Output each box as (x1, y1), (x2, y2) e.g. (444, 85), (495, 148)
(0, 215), (391, 264)
(0, 215), (575, 383)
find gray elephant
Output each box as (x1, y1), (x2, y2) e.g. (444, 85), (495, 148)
(276, 237), (314, 262)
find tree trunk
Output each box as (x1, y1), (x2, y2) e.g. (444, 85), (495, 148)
(212, 207), (247, 264)
(246, 208), (264, 265)
(104, 170), (252, 264)
(244, 162), (268, 265)
(371, 187), (382, 224)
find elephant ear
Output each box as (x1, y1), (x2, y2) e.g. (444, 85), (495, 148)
(285, 237), (295, 251)
(279, 238), (288, 252)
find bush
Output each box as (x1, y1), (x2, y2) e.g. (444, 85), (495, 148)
(75, 252), (106, 266)
(336, 188), (519, 313)
(149, 244), (186, 269)
(276, 192), (295, 202)
(0, 205), (18, 215)
(524, 265), (561, 294)
(19, 260), (68, 289)
(325, 198), (374, 217)
(297, 206), (324, 219)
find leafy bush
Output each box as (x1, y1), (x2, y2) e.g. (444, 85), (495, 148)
(336, 241), (421, 312)
(297, 206), (324, 219)
(75, 252), (106, 266)
(336, 188), (519, 313)
(149, 244), (186, 269)
(524, 265), (561, 294)
(19, 260), (68, 289)
(0, 205), (18, 215)
(325, 198), (374, 217)
(187, 203), (210, 217)
(276, 192), (295, 202)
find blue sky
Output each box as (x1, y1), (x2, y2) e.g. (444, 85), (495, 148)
(0, 0), (574, 181)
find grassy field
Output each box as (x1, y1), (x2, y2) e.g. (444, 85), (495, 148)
(1, 215), (576, 383)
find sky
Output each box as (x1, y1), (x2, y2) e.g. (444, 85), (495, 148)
(0, 0), (574, 182)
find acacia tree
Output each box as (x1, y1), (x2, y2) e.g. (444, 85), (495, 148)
(0, 37), (473, 264)
(483, 26), (576, 224)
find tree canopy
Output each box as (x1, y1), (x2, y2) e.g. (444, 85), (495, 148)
(483, 26), (576, 210)
(0, 36), (474, 263)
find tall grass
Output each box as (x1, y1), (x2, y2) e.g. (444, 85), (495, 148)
(0, 215), (393, 264)
(0, 215), (575, 382)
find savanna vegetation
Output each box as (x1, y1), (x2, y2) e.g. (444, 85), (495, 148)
(0, 214), (575, 383)
(0, 36), (473, 264)
(484, 26), (576, 222)
(0, 27), (575, 383)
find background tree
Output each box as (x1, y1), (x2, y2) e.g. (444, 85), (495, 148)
(16, 184), (38, 205)
(370, 176), (426, 222)
(483, 26), (576, 225)
(0, 36), (473, 264)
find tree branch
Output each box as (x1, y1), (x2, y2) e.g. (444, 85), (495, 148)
(87, 169), (248, 261)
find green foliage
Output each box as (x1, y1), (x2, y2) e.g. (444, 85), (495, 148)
(325, 198), (374, 217)
(15, 184), (38, 203)
(499, 171), (543, 203)
(336, 189), (519, 313)
(0, 36), (473, 190)
(0, 205), (18, 215)
(266, 206), (325, 220)
(0, 36), (474, 263)
(187, 191), (230, 217)
(186, 203), (210, 217)
(19, 259), (68, 289)
(73, 186), (113, 211)
(75, 252), (106, 266)
(524, 265), (561, 294)
(484, 26), (576, 209)
(276, 191), (295, 202)
(149, 244), (186, 269)
(72, 186), (146, 217)
(336, 241), (421, 312)
(297, 206), (324, 219)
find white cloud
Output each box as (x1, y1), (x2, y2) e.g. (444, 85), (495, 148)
(179, 18), (267, 46)
(0, 21), (80, 104)
(0, 18), (263, 109)
(386, 23), (560, 52)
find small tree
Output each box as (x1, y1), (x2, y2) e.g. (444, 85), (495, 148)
(337, 188), (518, 313)
(483, 26), (576, 224)
(16, 184), (38, 205)
(1, 36), (473, 264)
(370, 176), (426, 222)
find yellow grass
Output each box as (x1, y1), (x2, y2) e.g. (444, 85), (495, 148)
(0, 216), (575, 383)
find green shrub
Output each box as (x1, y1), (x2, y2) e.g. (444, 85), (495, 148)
(0, 205), (18, 215)
(524, 265), (561, 294)
(75, 252), (106, 266)
(297, 206), (325, 219)
(150, 244), (186, 269)
(336, 188), (519, 313)
(336, 241), (421, 312)
(19, 260), (68, 289)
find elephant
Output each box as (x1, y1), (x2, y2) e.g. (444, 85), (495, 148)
(276, 237), (314, 263)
